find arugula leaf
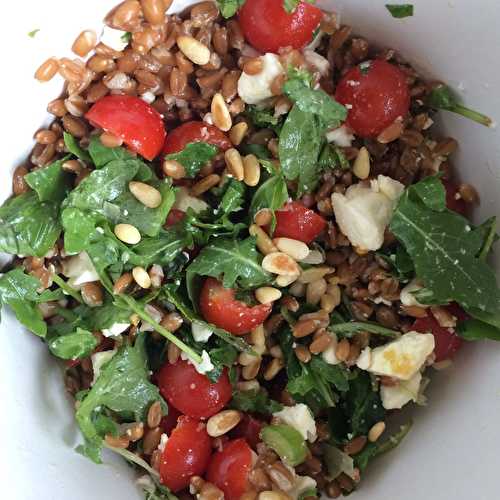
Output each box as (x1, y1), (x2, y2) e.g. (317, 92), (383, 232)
(249, 175), (288, 232)
(164, 142), (218, 178)
(240, 143), (272, 160)
(457, 318), (500, 341)
(25, 156), (72, 202)
(76, 334), (162, 463)
(385, 4), (414, 18)
(230, 388), (283, 415)
(216, 0), (246, 18)
(390, 176), (500, 314)
(88, 135), (133, 167)
(207, 342), (238, 381)
(48, 328), (98, 360)
(63, 132), (92, 162)
(318, 143), (350, 171)
(216, 178), (246, 218)
(426, 84), (493, 127)
(245, 105), (283, 133)
(0, 192), (61, 257)
(186, 237), (271, 290)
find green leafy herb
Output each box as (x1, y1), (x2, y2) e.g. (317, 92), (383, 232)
(28, 28), (40, 38)
(426, 84), (493, 127)
(25, 156), (72, 203)
(390, 176), (500, 314)
(385, 4), (414, 18)
(0, 192), (61, 257)
(245, 105), (283, 133)
(249, 175), (288, 232)
(457, 306), (500, 341)
(329, 321), (400, 339)
(318, 143), (350, 171)
(120, 32), (132, 43)
(230, 388), (283, 415)
(164, 142), (219, 178)
(88, 135), (134, 167)
(476, 217), (498, 260)
(63, 132), (92, 162)
(48, 328), (98, 360)
(216, 178), (246, 218)
(216, 0), (246, 19)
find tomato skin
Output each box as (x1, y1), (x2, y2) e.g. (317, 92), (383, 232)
(206, 439), (253, 500)
(200, 278), (272, 335)
(230, 415), (263, 450)
(85, 95), (165, 160)
(273, 201), (327, 244)
(162, 121), (231, 155)
(160, 406), (182, 435)
(335, 60), (410, 138)
(159, 416), (212, 492)
(239, 0), (322, 53)
(165, 208), (186, 227)
(412, 304), (468, 362)
(442, 180), (467, 215)
(157, 359), (232, 419)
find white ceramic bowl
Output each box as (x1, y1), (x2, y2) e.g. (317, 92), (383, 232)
(1, 1), (499, 499)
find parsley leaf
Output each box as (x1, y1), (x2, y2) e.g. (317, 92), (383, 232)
(48, 328), (98, 360)
(88, 135), (134, 167)
(249, 175), (289, 232)
(230, 388), (283, 415)
(25, 156), (72, 203)
(216, 0), (246, 18)
(385, 4), (414, 18)
(63, 132), (92, 162)
(246, 105), (283, 133)
(164, 142), (218, 178)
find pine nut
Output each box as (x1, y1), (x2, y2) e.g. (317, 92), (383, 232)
(275, 274), (299, 287)
(129, 181), (162, 208)
(105, 434), (130, 449)
(230, 122), (249, 145)
(273, 238), (310, 261)
(239, 351), (260, 366)
(289, 281), (306, 297)
(344, 436), (367, 455)
(242, 360), (261, 380)
(353, 146), (370, 180)
(72, 30), (97, 57)
(113, 272), (133, 295)
(207, 410), (242, 437)
(300, 249), (325, 264)
(191, 174), (221, 196)
(254, 208), (273, 226)
(298, 266), (334, 284)
(258, 491), (290, 500)
(35, 57), (59, 82)
(249, 224), (278, 255)
(255, 286), (282, 304)
(368, 421), (386, 443)
(132, 266), (152, 289)
(162, 159), (186, 179)
(114, 223), (141, 244)
(212, 93), (232, 132)
(268, 462), (294, 491)
(147, 401), (163, 429)
(263, 358), (284, 380)
(176, 35), (211, 65)
(293, 319), (320, 338)
(243, 154), (261, 186)
(309, 331), (332, 354)
(294, 345), (311, 363)
(335, 338), (350, 362)
(225, 148), (244, 180)
(306, 278), (327, 306)
(243, 57), (264, 75)
(262, 252), (301, 276)
(321, 292), (340, 313)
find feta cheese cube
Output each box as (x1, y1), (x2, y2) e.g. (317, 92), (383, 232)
(62, 251), (99, 288)
(381, 372), (422, 409)
(100, 26), (129, 52)
(273, 403), (317, 442)
(303, 49), (330, 76)
(192, 322), (214, 343)
(326, 124), (355, 147)
(322, 333), (341, 365)
(102, 322), (130, 338)
(173, 186), (209, 213)
(400, 278), (428, 308)
(181, 350), (214, 375)
(91, 349), (117, 385)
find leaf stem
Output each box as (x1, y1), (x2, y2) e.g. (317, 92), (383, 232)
(329, 321), (400, 338)
(52, 274), (83, 303)
(103, 443), (159, 479)
(479, 218), (497, 260)
(451, 104), (493, 127)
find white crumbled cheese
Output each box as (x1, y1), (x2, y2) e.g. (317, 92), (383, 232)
(102, 322), (130, 338)
(62, 251), (100, 288)
(273, 404), (317, 442)
(381, 372), (422, 410)
(361, 331), (435, 381)
(326, 124), (355, 147)
(322, 333), (341, 365)
(237, 53), (284, 104)
(173, 186), (209, 213)
(158, 433), (169, 452)
(181, 350), (214, 375)
(192, 322), (214, 343)
(303, 49), (330, 76)
(305, 30), (325, 51)
(331, 175), (405, 251)
(356, 347), (372, 370)
(286, 474), (317, 500)
(140, 304), (163, 332)
(400, 278), (428, 308)
(91, 349), (117, 385)
(100, 26), (129, 52)
(141, 91), (156, 104)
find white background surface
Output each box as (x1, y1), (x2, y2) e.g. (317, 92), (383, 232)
(1, 0), (499, 499)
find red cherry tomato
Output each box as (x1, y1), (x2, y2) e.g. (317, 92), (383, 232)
(273, 201), (327, 244)
(412, 304), (468, 362)
(165, 208), (186, 227)
(230, 415), (263, 450)
(160, 406), (182, 435)
(157, 359), (232, 419)
(239, 0), (322, 53)
(206, 439), (253, 500)
(86, 95), (166, 160)
(200, 278), (272, 335)
(442, 180), (467, 215)
(335, 60), (410, 138)
(162, 121), (231, 155)
(159, 416), (212, 492)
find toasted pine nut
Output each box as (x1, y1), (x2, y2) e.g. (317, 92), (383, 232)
(368, 421), (386, 443)
(114, 223), (141, 244)
(243, 57), (264, 75)
(225, 148), (244, 180)
(306, 278), (328, 306)
(320, 292), (340, 313)
(132, 266), (152, 289)
(113, 272), (133, 295)
(72, 30), (97, 57)
(353, 146), (370, 180)
(249, 224), (278, 255)
(229, 122), (249, 145)
(293, 319), (320, 338)
(242, 360), (261, 380)
(191, 174), (221, 196)
(273, 237), (310, 261)
(243, 154), (261, 186)
(239, 351), (260, 366)
(335, 338), (350, 362)
(207, 410), (242, 437)
(255, 286), (282, 304)
(262, 252), (301, 276)
(212, 93), (232, 132)
(263, 358), (284, 380)
(310, 331), (332, 354)
(35, 57), (59, 82)
(162, 159), (186, 179)
(275, 274), (299, 287)
(177, 35), (211, 65)
(298, 266), (334, 284)
(129, 181), (162, 208)
(254, 208), (273, 226)
(300, 249), (325, 264)
(289, 281), (306, 297)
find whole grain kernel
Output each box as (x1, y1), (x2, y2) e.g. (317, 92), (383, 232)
(262, 252), (301, 276)
(167, 342), (181, 364)
(147, 401), (163, 429)
(141, 0), (166, 25)
(191, 174), (221, 196)
(239, 351), (260, 366)
(401, 305), (428, 318)
(320, 292), (340, 313)
(270, 73), (286, 96)
(430, 306), (457, 328)
(113, 272), (133, 295)
(129, 181), (162, 208)
(212, 93), (233, 132)
(47, 98), (67, 117)
(242, 360), (261, 380)
(289, 281), (306, 297)
(13, 166), (29, 195)
(81, 281), (104, 307)
(258, 491), (290, 500)
(225, 148), (244, 180)
(237, 380), (260, 392)
(353, 146), (370, 180)
(273, 238), (310, 261)
(335, 338), (350, 362)
(123, 422), (144, 442)
(344, 436), (367, 455)
(255, 287), (282, 304)
(254, 208), (273, 227)
(377, 119), (404, 144)
(243, 57), (264, 75)
(229, 122), (249, 146)
(263, 358), (284, 381)
(275, 274), (299, 287)
(132, 266), (152, 289)
(114, 223), (141, 244)
(294, 345), (311, 363)
(35, 57), (59, 82)
(368, 421), (386, 443)
(293, 319), (320, 338)
(143, 427), (162, 455)
(207, 410), (242, 437)
(62, 115), (87, 138)
(243, 154), (261, 187)
(269, 345), (283, 359)
(177, 35), (211, 65)
(161, 312), (184, 332)
(162, 159), (186, 179)
(72, 30), (97, 57)
(35, 129), (57, 145)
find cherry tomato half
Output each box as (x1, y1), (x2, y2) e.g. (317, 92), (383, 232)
(86, 95), (166, 160)
(239, 0), (322, 53)
(160, 416), (212, 492)
(230, 415), (264, 450)
(273, 201), (327, 244)
(206, 439), (253, 500)
(335, 60), (410, 138)
(162, 121), (231, 155)
(442, 180), (467, 215)
(165, 208), (186, 227)
(160, 406), (182, 435)
(200, 278), (272, 335)
(157, 359), (232, 419)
